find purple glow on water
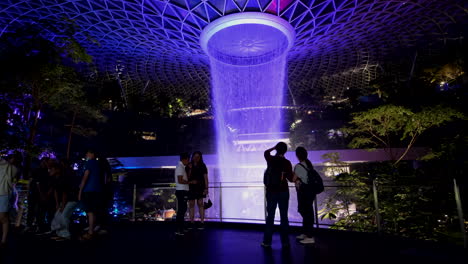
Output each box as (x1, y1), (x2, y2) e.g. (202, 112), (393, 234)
(201, 13), (295, 221)
(211, 53), (287, 151)
(202, 13), (295, 182)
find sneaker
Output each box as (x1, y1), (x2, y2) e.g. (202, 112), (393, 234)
(296, 234), (307, 240)
(54, 237), (71, 242)
(79, 232), (96, 241)
(197, 223), (205, 230)
(23, 226), (37, 233)
(299, 237), (315, 244)
(97, 229), (108, 235)
(175, 231), (185, 236)
(35, 230), (53, 236)
(84, 226), (100, 232)
(188, 222), (194, 230)
(261, 242), (271, 248)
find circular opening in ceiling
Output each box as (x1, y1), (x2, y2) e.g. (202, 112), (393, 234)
(200, 12), (295, 66)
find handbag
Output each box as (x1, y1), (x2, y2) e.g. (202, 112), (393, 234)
(203, 194), (212, 209)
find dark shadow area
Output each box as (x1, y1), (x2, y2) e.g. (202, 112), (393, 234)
(1, 222), (466, 264)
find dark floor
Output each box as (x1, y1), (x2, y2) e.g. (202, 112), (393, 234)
(1, 222), (466, 264)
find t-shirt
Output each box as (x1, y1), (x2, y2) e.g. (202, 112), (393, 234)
(82, 159), (102, 192)
(294, 162), (309, 184)
(264, 151), (293, 193)
(0, 159), (17, 196)
(175, 161), (189, 191)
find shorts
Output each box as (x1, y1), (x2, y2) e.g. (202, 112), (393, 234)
(188, 189), (206, 200)
(0, 195), (11, 213)
(81, 192), (102, 213)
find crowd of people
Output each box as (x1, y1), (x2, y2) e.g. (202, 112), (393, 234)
(0, 149), (112, 248)
(1, 143), (318, 249)
(173, 142), (319, 247)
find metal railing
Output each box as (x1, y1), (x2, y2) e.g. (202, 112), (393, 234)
(11, 178), (467, 247)
(122, 179), (466, 247)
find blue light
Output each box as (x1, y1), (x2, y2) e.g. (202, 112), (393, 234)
(0, 0), (463, 108)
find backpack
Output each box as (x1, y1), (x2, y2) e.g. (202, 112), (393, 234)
(297, 163), (324, 195)
(263, 159), (284, 186)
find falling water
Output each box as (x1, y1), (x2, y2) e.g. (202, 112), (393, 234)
(201, 13), (295, 220)
(210, 53), (287, 178)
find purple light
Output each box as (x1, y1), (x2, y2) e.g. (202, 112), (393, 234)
(200, 13), (295, 66)
(38, 150), (56, 160)
(201, 13), (295, 220)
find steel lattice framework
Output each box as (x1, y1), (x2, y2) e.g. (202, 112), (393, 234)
(0, 0), (467, 106)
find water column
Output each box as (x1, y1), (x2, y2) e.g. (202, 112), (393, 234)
(200, 13), (295, 221)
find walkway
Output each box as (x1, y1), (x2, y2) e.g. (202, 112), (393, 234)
(1, 222), (465, 264)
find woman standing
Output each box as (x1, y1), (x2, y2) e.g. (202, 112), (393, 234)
(0, 154), (20, 248)
(187, 151), (208, 230)
(294, 147), (316, 244)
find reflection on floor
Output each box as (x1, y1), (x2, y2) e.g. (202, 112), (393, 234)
(1, 222), (465, 264)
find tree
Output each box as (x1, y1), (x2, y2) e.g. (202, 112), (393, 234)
(344, 105), (466, 165)
(0, 94), (31, 153)
(319, 153), (461, 241)
(49, 84), (107, 159)
(318, 152), (373, 229)
(0, 19), (96, 171)
(127, 92), (189, 119)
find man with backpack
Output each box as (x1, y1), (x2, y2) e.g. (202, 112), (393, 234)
(294, 147), (324, 245)
(262, 142), (295, 249)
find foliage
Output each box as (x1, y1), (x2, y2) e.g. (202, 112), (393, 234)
(326, 45), (467, 242)
(421, 133), (468, 164)
(319, 152), (376, 232)
(52, 80), (106, 157)
(420, 62), (464, 85)
(377, 183), (456, 240)
(368, 41), (467, 108)
(0, 19), (94, 98)
(319, 153), (460, 241)
(0, 18), (99, 158)
(343, 105), (466, 164)
(128, 92), (189, 118)
(319, 170), (375, 232)
(135, 188), (177, 220)
(0, 95), (27, 153)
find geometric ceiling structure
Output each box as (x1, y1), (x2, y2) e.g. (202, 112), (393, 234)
(1, 0), (467, 108)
